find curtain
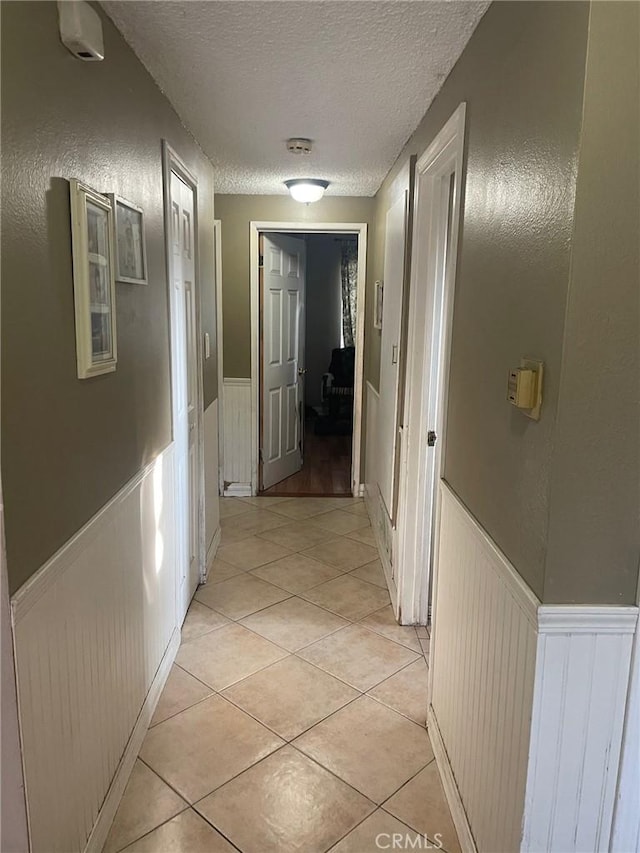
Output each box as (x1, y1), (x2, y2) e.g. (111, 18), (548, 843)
(340, 239), (358, 347)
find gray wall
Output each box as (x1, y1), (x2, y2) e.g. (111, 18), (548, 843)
(1, 2), (217, 593)
(214, 194), (375, 378)
(373, 0), (591, 600)
(544, 1), (640, 604)
(304, 236), (343, 409)
(371, 0), (639, 604)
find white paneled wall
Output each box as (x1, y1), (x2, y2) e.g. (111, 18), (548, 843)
(11, 446), (178, 853)
(203, 398), (221, 565)
(364, 381), (379, 488)
(430, 483), (638, 852)
(222, 378), (252, 495)
(430, 483), (539, 852)
(611, 613), (640, 853)
(522, 607), (637, 853)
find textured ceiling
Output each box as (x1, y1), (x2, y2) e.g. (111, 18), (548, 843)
(102, 1), (489, 196)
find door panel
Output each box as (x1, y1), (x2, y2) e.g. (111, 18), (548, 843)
(170, 171), (200, 621)
(261, 233), (306, 489)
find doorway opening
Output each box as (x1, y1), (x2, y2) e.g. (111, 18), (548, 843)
(249, 222), (367, 499)
(397, 103), (466, 628)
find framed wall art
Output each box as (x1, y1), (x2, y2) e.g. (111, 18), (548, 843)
(110, 195), (148, 285)
(374, 279), (384, 330)
(69, 179), (118, 379)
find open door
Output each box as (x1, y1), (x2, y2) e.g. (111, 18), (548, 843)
(260, 233), (306, 490)
(168, 167), (201, 621)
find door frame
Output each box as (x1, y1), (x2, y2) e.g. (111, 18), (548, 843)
(396, 103), (466, 625)
(249, 221), (368, 496)
(161, 141), (206, 612)
(214, 219), (225, 496)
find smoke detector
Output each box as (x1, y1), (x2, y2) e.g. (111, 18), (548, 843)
(286, 138), (313, 155)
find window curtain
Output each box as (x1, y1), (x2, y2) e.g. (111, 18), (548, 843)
(340, 239), (358, 347)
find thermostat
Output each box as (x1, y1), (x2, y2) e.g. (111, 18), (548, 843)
(508, 359), (543, 420)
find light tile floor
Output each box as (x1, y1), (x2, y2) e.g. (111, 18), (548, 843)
(103, 496), (457, 853)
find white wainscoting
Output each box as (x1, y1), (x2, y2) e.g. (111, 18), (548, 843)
(430, 482), (539, 853)
(203, 398), (221, 573)
(222, 378), (252, 496)
(430, 482), (639, 853)
(611, 609), (640, 853)
(522, 606), (638, 853)
(11, 445), (179, 853)
(363, 382), (398, 615)
(364, 381), (379, 488)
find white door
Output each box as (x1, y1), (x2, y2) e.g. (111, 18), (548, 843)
(377, 191), (408, 522)
(261, 233), (306, 490)
(169, 170), (200, 620)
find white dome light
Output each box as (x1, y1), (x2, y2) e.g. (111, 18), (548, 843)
(285, 179), (329, 204)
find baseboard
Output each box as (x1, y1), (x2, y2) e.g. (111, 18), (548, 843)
(364, 482), (398, 616)
(204, 526), (222, 582)
(84, 628), (180, 853)
(427, 705), (477, 853)
(223, 483), (252, 497)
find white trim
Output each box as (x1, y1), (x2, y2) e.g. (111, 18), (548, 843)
(427, 706), (478, 853)
(611, 604), (640, 852)
(205, 526), (221, 581)
(522, 605), (638, 852)
(214, 219), (225, 495)
(162, 141), (206, 602)
(250, 221), (368, 496)
(223, 483), (252, 498)
(538, 605), (638, 634)
(397, 103), (467, 626)
(84, 629), (180, 853)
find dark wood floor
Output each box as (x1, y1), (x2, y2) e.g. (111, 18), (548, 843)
(262, 421), (352, 496)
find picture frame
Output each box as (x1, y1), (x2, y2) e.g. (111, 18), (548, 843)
(69, 179), (118, 379)
(110, 194), (148, 285)
(374, 279), (384, 330)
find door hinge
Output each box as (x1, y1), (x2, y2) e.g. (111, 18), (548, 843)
(427, 430), (437, 447)
(259, 448), (264, 464)
(258, 254), (264, 268)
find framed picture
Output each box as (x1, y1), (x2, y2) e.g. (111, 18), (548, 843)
(70, 179), (118, 379)
(374, 279), (384, 329)
(110, 195), (148, 285)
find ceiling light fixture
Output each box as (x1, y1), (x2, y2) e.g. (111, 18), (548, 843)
(285, 178), (329, 204)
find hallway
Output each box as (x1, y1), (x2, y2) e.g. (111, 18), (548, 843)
(103, 497), (458, 853)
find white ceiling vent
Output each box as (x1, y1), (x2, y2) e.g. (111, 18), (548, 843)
(286, 138), (312, 156)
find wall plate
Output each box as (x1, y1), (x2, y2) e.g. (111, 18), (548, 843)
(520, 358), (543, 420)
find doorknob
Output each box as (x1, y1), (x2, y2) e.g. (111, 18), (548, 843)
(297, 367), (307, 376)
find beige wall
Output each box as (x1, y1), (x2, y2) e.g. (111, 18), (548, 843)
(1, 2), (217, 593)
(214, 195), (375, 378)
(544, 2), (640, 604)
(371, 0), (638, 604)
(373, 0), (591, 600)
